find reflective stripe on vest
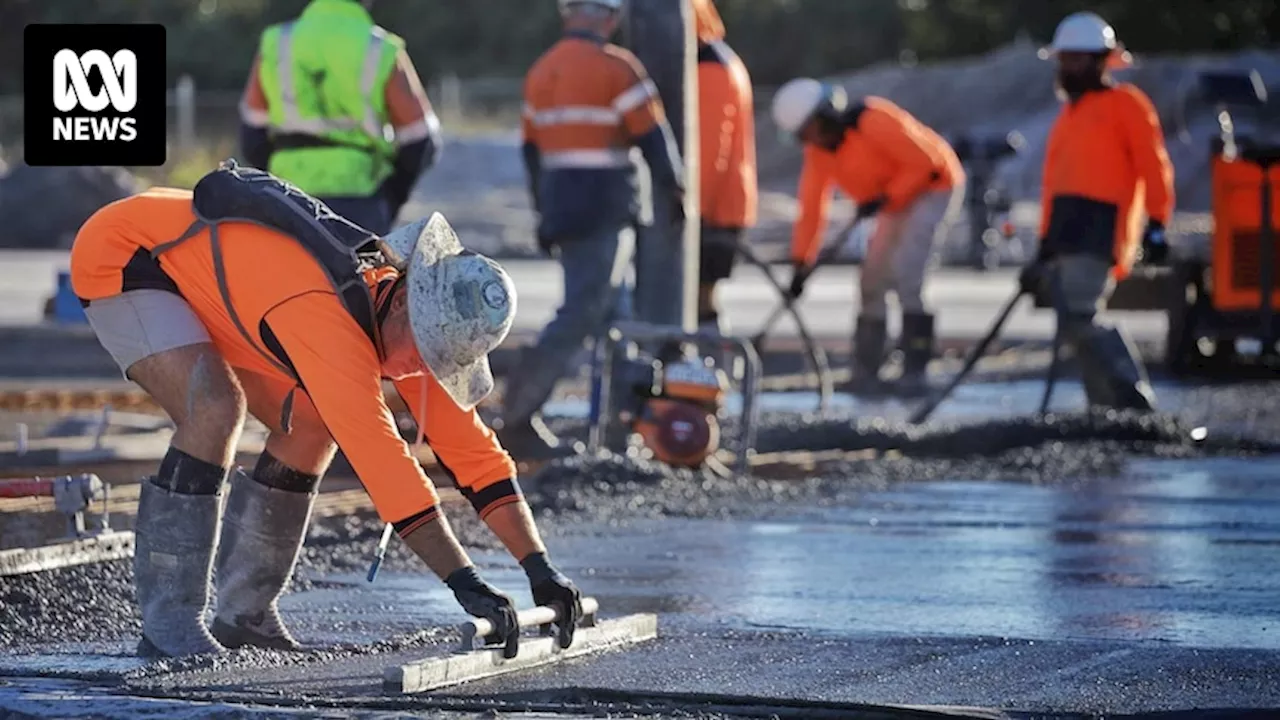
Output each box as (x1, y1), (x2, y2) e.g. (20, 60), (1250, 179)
(272, 21), (391, 143)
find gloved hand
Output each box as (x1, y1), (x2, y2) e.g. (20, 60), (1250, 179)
(788, 261), (812, 299)
(858, 195), (889, 219)
(521, 552), (583, 649)
(1018, 261), (1044, 295)
(1141, 219), (1169, 265)
(445, 566), (520, 659)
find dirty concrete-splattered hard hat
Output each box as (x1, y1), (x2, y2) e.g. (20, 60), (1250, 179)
(378, 213), (516, 410)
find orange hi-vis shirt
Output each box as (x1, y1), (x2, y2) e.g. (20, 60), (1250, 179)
(1039, 83), (1175, 280)
(70, 188), (516, 525)
(521, 33), (665, 170)
(697, 39), (758, 230)
(790, 97), (964, 265)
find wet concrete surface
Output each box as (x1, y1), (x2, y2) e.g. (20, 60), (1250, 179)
(2, 377), (1280, 718)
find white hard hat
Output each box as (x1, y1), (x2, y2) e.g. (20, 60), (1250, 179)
(770, 78), (847, 136)
(381, 213), (517, 410)
(558, 0), (623, 11)
(1039, 12), (1133, 67)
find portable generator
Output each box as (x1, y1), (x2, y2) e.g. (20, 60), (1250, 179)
(952, 131), (1025, 270)
(1164, 70), (1279, 374)
(587, 321), (761, 475)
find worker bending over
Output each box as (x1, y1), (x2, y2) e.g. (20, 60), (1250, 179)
(239, 0), (441, 233)
(772, 80), (964, 395)
(70, 166), (581, 659)
(500, 0), (685, 458)
(1025, 12), (1173, 411)
(693, 0), (757, 333)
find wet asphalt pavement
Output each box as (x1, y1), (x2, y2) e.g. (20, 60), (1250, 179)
(2, 377), (1280, 718)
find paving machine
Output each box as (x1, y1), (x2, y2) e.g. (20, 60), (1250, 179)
(1163, 70), (1278, 374)
(587, 321), (762, 476)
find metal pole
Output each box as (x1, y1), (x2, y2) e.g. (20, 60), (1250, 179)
(626, 0), (699, 333)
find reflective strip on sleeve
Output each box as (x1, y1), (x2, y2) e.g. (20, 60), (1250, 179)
(613, 79), (657, 114)
(541, 148), (632, 169)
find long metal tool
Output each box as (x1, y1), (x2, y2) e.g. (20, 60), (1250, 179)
(910, 287), (1026, 424)
(751, 212), (868, 349)
(461, 596), (601, 651)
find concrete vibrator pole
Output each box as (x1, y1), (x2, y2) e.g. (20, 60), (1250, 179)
(624, 0), (700, 333)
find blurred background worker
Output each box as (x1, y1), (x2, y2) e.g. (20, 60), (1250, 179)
(692, 0), (757, 334)
(498, 0), (685, 459)
(772, 80), (964, 396)
(1023, 11), (1174, 411)
(238, 0), (442, 234)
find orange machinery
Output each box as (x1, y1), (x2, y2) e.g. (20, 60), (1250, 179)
(1164, 70), (1278, 375)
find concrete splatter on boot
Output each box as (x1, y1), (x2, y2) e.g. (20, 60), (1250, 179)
(844, 314), (888, 396)
(133, 479), (226, 658)
(895, 312), (936, 397)
(211, 469), (316, 651)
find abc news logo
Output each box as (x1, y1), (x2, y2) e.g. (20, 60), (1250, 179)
(25, 24), (166, 166)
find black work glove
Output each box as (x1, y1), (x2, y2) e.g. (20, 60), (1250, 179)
(521, 552), (583, 650)
(1018, 261), (1044, 295)
(1141, 219), (1169, 265)
(788, 261), (812, 300)
(858, 195), (889, 219)
(446, 566), (520, 659)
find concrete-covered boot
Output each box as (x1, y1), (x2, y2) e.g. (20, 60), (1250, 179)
(844, 314), (888, 396)
(1074, 324), (1157, 412)
(895, 312), (936, 397)
(211, 469), (316, 651)
(133, 479), (226, 658)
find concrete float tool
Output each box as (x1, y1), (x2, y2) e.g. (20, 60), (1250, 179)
(383, 596), (658, 694)
(0, 473), (133, 576)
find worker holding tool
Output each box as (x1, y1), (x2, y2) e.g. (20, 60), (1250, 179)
(693, 0), (757, 334)
(771, 80), (965, 396)
(69, 173), (583, 659)
(238, 0), (442, 234)
(498, 0), (685, 459)
(1023, 11), (1173, 411)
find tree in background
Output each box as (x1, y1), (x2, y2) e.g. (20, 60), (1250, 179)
(0, 0), (1275, 94)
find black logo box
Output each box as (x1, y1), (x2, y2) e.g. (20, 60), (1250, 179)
(24, 24), (167, 167)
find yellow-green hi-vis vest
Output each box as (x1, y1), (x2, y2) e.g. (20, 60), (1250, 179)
(257, 0), (403, 197)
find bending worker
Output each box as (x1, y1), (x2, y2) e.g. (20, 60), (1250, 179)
(238, 0), (441, 234)
(499, 0), (685, 458)
(772, 80), (964, 396)
(693, 0), (757, 333)
(1025, 11), (1173, 411)
(70, 167), (582, 659)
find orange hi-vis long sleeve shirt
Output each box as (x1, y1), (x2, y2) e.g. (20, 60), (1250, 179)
(70, 188), (516, 525)
(1039, 83), (1176, 280)
(697, 38), (758, 230)
(790, 97), (963, 265)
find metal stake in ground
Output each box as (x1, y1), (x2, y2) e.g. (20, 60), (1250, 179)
(910, 287), (1027, 424)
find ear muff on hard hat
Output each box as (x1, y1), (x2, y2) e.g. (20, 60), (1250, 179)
(770, 78), (848, 141)
(1038, 11), (1133, 69)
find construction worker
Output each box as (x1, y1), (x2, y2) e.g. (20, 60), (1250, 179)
(693, 0), (757, 333)
(238, 0), (441, 234)
(1024, 11), (1173, 411)
(499, 0), (685, 458)
(69, 167), (582, 659)
(771, 80), (965, 396)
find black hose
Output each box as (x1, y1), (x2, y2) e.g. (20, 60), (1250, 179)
(732, 240), (835, 414)
(910, 287), (1026, 424)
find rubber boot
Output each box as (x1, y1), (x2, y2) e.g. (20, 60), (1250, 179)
(844, 315), (888, 396)
(1073, 324), (1157, 412)
(133, 479), (226, 658)
(895, 313), (935, 397)
(211, 469), (315, 651)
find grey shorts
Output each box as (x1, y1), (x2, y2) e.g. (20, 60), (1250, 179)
(83, 289), (211, 377)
